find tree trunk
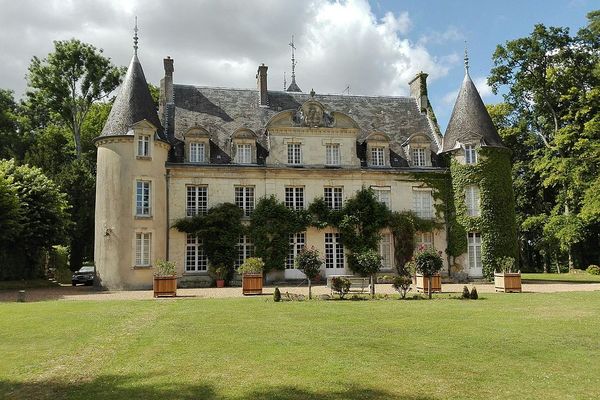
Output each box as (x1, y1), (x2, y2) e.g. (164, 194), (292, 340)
(370, 275), (375, 298)
(428, 276), (432, 299)
(73, 122), (82, 160)
(308, 278), (312, 300)
(543, 255), (548, 274)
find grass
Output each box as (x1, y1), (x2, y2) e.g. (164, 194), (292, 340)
(1, 293), (600, 400)
(522, 272), (600, 283)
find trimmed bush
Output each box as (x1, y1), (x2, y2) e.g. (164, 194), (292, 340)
(586, 265), (600, 275)
(331, 277), (351, 299)
(470, 287), (479, 300)
(462, 285), (470, 299)
(391, 275), (412, 299)
(273, 287), (281, 302)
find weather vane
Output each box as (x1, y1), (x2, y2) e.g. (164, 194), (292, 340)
(133, 16), (139, 55)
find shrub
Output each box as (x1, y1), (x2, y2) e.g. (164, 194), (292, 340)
(331, 276), (351, 299)
(470, 287), (479, 300)
(209, 264), (228, 281)
(462, 285), (470, 299)
(295, 246), (323, 299)
(415, 247), (443, 299)
(586, 265), (600, 275)
(391, 275), (412, 299)
(496, 256), (516, 273)
(237, 257), (264, 275)
(273, 287), (281, 302)
(155, 260), (176, 276)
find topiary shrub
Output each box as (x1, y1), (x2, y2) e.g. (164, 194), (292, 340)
(295, 246), (323, 299)
(273, 287), (281, 302)
(391, 275), (412, 299)
(331, 276), (351, 299)
(586, 265), (600, 275)
(349, 249), (382, 297)
(462, 285), (470, 299)
(415, 247), (444, 299)
(470, 287), (479, 300)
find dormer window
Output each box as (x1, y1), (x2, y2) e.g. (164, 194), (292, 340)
(325, 143), (340, 166)
(231, 128), (257, 165)
(365, 132), (390, 167)
(235, 144), (252, 164)
(412, 148), (426, 167)
(371, 147), (385, 166)
(137, 134), (150, 157)
(465, 145), (478, 164)
(288, 143), (302, 165)
(189, 142), (206, 163)
(404, 134), (432, 167)
(184, 127), (210, 164)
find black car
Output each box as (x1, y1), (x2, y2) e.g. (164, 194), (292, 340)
(72, 266), (95, 286)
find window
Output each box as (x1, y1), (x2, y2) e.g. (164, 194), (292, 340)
(235, 144), (252, 164)
(325, 233), (344, 269)
(186, 186), (208, 216)
(285, 187), (304, 210)
(185, 235), (207, 272)
(413, 190), (433, 219)
(415, 231), (433, 249)
(379, 233), (392, 270)
(370, 146), (385, 166)
(235, 186), (255, 217)
(412, 148), (427, 167)
(465, 185), (481, 217)
(136, 180), (151, 216)
(372, 186), (391, 209)
(286, 232), (306, 269)
(325, 144), (340, 166)
(287, 143), (302, 165)
(137, 134), (150, 157)
(465, 145), (478, 165)
(468, 232), (482, 271)
(235, 235), (254, 268)
(324, 187), (343, 210)
(135, 232), (151, 266)
(189, 142), (205, 163)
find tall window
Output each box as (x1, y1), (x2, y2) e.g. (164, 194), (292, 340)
(137, 135), (150, 157)
(186, 186), (208, 216)
(325, 233), (344, 269)
(189, 142), (205, 163)
(235, 144), (252, 164)
(325, 144), (340, 166)
(413, 190), (433, 219)
(412, 148), (426, 167)
(235, 235), (254, 268)
(379, 233), (392, 270)
(468, 232), (482, 271)
(372, 186), (391, 209)
(324, 187), (343, 210)
(415, 231), (433, 249)
(287, 143), (302, 165)
(465, 185), (481, 217)
(465, 145), (478, 165)
(186, 235), (207, 272)
(136, 180), (151, 216)
(135, 232), (151, 266)
(235, 186), (255, 217)
(285, 187), (304, 210)
(286, 232), (306, 269)
(370, 146), (385, 166)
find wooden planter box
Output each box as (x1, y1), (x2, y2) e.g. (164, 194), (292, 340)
(416, 273), (442, 293)
(494, 272), (522, 293)
(153, 275), (177, 297)
(242, 273), (263, 295)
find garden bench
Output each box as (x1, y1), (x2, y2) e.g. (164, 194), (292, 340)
(326, 275), (371, 295)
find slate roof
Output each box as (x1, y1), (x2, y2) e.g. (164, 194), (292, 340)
(100, 54), (164, 139)
(442, 72), (505, 152)
(168, 85), (440, 163)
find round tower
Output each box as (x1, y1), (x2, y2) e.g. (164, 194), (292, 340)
(94, 27), (170, 289)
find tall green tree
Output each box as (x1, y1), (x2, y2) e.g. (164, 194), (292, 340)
(26, 39), (122, 159)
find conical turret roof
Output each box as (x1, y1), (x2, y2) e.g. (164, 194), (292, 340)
(442, 72), (504, 152)
(100, 54), (163, 138)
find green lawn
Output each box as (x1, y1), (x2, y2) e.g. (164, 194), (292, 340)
(522, 272), (600, 283)
(1, 293), (600, 400)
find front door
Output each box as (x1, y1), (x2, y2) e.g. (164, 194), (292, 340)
(285, 232), (306, 280)
(325, 232), (346, 276)
(468, 232), (483, 277)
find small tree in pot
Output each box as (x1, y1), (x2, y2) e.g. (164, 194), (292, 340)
(209, 264), (228, 288)
(350, 249), (383, 298)
(237, 257), (265, 295)
(295, 246), (323, 300)
(415, 248), (443, 299)
(153, 259), (177, 297)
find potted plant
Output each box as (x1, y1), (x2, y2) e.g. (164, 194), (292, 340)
(153, 259), (177, 297)
(237, 257), (264, 295)
(295, 246), (323, 299)
(414, 247), (443, 299)
(494, 256), (521, 293)
(209, 264), (229, 288)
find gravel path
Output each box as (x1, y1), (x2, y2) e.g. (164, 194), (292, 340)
(1, 281), (599, 302)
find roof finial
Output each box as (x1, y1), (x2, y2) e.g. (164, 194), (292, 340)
(283, 72), (286, 91)
(289, 35), (297, 82)
(464, 40), (469, 74)
(133, 16), (139, 56)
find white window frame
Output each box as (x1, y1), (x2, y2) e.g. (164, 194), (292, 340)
(371, 186), (391, 209)
(287, 143), (302, 165)
(412, 148), (427, 167)
(415, 231), (434, 249)
(465, 145), (478, 165)
(235, 235), (254, 268)
(412, 189), (433, 219)
(465, 185), (481, 217)
(186, 186), (208, 216)
(325, 233), (344, 269)
(379, 233), (393, 270)
(325, 143), (341, 166)
(189, 142), (206, 163)
(285, 187), (304, 210)
(286, 232), (306, 269)
(185, 234), (207, 273)
(135, 232), (151, 266)
(136, 180), (151, 216)
(370, 146), (385, 166)
(235, 186), (255, 217)
(468, 232), (482, 270)
(235, 143), (252, 164)
(324, 187), (343, 211)
(137, 134), (150, 157)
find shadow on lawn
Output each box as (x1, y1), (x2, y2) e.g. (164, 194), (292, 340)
(0, 375), (436, 400)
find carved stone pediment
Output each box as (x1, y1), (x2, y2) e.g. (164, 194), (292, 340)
(293, 99), (335, 128)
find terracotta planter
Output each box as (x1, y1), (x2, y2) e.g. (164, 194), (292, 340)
(494, 272), (522, 293)
(416, 273), (441, 293)
(242, 273), (263, 295)
(153, 275), (177, 297)
(216, 279), (225, 288)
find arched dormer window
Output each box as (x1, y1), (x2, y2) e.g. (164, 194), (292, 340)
(184, 127), (210, 163)
(404, 133), (432, 167)
(464, 143), (478, 165)
(365, 132), (391, 167)
(231, 128), (257, 164)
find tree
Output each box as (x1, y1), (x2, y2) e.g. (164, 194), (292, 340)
(414, 247), (443, 299)
(350, 249), (383, 298)
(0, 172), (21, 243)
(26, 39), (122, 159)
(295, 246), (323, 299)
(0, 89), (23, 160)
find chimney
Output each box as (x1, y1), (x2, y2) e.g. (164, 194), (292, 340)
(159, 56), (174, 121)
(408, 71), (429, 112)
(256, 64), (268, 107)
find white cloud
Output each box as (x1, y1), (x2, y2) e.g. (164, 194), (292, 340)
(472, 76), (493, 98)
(418, 26), (464, 46)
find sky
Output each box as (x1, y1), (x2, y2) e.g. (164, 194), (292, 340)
(0, 0), (595, 130)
